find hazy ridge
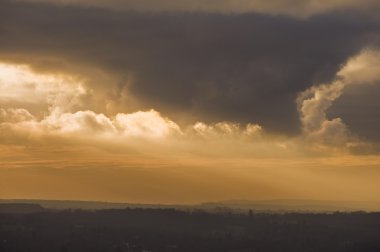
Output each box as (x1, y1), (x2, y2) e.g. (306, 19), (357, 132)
(1, 199), (379, 213)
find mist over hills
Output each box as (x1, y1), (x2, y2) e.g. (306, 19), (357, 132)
(199, 200), (380, 213)
(1, 199), (379, 213)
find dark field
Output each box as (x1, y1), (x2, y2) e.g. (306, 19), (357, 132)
(1, 206), (380, 252)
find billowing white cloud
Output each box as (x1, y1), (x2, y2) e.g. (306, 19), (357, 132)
(337, 50), (380, 85)
(298, 80), (345, 133)
(0, 63), (87, 114)
(1, 109), (183, 141)
(297, 49), (380, 148)
(115, 110), (181, 138)
(2, 51), (380, 156)
(0, 63), (182, 141)
(0, 62), (265, 144)
(42, 110), (116, 134)
(190, 122), (262, 139)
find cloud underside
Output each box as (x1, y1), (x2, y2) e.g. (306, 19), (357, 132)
(1, 49), (380, 156)
(0, 2), (380, 154)
(2, 1), (380, 136)
(12, 0), (380, 18)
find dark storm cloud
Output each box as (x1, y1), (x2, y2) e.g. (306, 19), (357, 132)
(329, 84), (380, 142)
(1, 1), (380, 135)
(11, 0), (380, 18)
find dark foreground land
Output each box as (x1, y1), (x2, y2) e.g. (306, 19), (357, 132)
(1, 206), (380, 252)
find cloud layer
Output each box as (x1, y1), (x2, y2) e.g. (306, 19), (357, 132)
(297, 49), (380, 150)
(0, 62), (266, 151)
(1, 49), (380, 155)
(2, 1), (379, 136)
(12, 0), (380, 18)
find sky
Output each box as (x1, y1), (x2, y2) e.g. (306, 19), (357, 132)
(1, 0), (380, 205)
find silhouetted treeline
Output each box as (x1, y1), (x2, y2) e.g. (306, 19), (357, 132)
(1, 207), (380, 252)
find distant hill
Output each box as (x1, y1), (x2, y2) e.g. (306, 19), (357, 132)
(199, 199), (380, 212)
(1, 199), (379, 212)
(0, 199), (183, 211)
(0, 203), (45, 214)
